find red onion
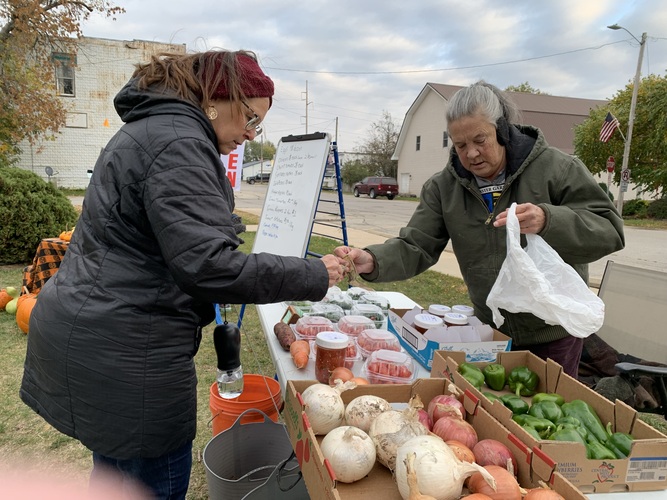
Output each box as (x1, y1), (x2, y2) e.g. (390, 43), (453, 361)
(473, 439), (518, 476)
(427, 394), (465, 423)
(416, 408), (432, 431)
(432, 415), (478, 450)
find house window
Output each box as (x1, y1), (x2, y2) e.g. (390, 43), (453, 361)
(53, 53), (76, 97)
(443, 131), (449, 148)
(416, 135), (421, 151)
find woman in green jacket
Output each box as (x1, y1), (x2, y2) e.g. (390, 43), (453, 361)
(335, 81), (624, 377)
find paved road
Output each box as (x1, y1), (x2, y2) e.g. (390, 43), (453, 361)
(231, 183), (667, 285)
(70, 184), (667, 285)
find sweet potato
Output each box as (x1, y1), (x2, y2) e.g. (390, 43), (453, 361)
(290, 340), (310, 369)
(274, 321), (296, 351)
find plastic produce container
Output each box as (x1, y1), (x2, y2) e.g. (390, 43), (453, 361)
(350, 303), (386, 329)
(356, 329), (401, 359)
(362, 349), (416, 384)
(294, 316), (334, 340)
(358, 293), (391, 313)
(303, 303), (346, 322)
(337, 315), (376, 337)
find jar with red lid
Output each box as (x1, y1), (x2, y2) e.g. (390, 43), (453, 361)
(314, 331), (349, 384)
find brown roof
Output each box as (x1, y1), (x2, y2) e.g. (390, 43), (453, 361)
(427, 83), (607, 154)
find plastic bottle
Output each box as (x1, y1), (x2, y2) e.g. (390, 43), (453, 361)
(213, 322), (244, 399)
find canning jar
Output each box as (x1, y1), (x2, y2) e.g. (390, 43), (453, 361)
(443, 312), (469, 327)
(314, 331), (349, 384)
(412, 313), (444, 334)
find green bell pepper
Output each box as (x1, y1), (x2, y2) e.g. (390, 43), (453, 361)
(512, 414), (555, 438)
(555, 417), (589, 442)
(482, 363), (506, 391)
(549, 426), (587, 446)
(586, 440), (617, 460)
(531, 392), (565, 406)
(521, 424), (542, 440)
(508, 366), (539, 397)
(561, 399), (609, 444)
(528, 401), (564, 423)
(482, 392), (503, 404)
(458, 362), (485, 390)
(500, 394), (530, 415)
(606, 423), (633, 458)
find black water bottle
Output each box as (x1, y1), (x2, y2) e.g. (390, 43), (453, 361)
(213, 321), (244, 399)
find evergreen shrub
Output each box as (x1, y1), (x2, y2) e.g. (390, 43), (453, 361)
(646, 197), (667, 220)
(622, 199), (649, 218)
(0, 167), (78, 264)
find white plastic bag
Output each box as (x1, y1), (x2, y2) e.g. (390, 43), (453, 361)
(486, 203), (604, 338)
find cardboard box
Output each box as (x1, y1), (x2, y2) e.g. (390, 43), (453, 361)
(283, 378), (585, 499)
(386, 307), (512, 370)
(432, 350), (667, 494)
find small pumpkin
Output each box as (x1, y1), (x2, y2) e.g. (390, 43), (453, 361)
(0, 288), (15, 310)
(16, 288), (38, 334)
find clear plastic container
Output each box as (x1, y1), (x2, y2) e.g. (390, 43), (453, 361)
(294, 316), (334, 340)
(358, 293), (391, 313)
(310, 337), (360, 370)
(284, 300), (314, 314)
(337, 315), (376, 337)
(412, 313), (444, 333)
(346, 287), (370, 301)
(428, 304), (451, 317)
(350, 303), (386, 329)
(314, 331), (349, 384)
(451, 304), (475, 317)
(303, 303), (346, 322)
(363, 349), (416, 385)
(356, 329), (401, 359)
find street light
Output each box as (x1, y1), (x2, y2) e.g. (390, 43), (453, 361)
(607, 24), (647, 213)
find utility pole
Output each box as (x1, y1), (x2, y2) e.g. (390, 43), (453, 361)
(608, 25), (647, 213)
(302, 80), (312, 133)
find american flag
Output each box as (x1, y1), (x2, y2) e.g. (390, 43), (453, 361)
(599, 112), (620, 142)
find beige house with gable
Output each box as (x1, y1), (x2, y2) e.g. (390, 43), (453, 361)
(392, 83), (636, 198)
(15, 37), (185, 188)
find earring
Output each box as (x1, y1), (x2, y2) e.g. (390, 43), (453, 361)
(207, 106), (218, 120)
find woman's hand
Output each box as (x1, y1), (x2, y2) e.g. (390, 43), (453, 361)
(320, 254), (349, 287)
(493, 203), (546, 234)
(333, 246), (375, 275)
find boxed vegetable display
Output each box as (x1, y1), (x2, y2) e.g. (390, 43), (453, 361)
(386, 307), (512, 370)
(432, 350), (667, 494)
(283, 378), (585, 499)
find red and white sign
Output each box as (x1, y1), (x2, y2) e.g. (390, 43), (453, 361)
(606, 156), (615, 173)
(220, 143), (245, 192)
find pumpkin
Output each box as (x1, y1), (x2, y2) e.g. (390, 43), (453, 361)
(16, 290), (38, 334)
(2, 287), (20, 314)
(0, 289), (13, 310)
(59, 226), (75, 242)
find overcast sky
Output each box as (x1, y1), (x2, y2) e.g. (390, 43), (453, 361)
(81, 0), (667, 152)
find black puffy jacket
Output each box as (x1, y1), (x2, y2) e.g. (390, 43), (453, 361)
(20, 79), (328, 459)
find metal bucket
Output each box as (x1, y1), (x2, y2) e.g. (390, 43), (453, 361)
(203, 409), (309, 500)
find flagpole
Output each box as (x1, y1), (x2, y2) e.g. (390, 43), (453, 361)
(608, 25), (647, 213)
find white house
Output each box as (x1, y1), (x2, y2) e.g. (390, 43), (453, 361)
(15, 37), (185, 188)
(392, 83), (647, 201)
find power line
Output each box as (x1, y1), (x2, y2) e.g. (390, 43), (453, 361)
(264, 40), (632, 75)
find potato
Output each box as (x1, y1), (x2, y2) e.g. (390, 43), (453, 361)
(273, 321), (296, 351)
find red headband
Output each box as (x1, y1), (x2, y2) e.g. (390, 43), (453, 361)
(210, 53), (274, 106)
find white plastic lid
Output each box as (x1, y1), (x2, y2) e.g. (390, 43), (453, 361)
(428, 304), (451, 317)
(452, 304), (474, 317)
(315, 331), (349, 349)
(413, 313), (444, 329)
(444, 312), (469, 325)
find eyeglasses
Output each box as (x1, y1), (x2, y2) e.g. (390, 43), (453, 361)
(242, 101), (263, 135)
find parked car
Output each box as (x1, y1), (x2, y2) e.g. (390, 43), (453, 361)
(247, 172), (271, 184)
(353, 176), (398, 200)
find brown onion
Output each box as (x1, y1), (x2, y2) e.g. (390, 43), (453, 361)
(428, 394), (465, 423)
(329, 366), (354, 385)
(464, 495), (494, 499)
(445, 440), (475, 463)
(350, 376), (369, 385)
(524, 488), (565, 499)
(432, 415), (478, 450)
(472, 439), (518, 476)
(468, 465), (521, 500)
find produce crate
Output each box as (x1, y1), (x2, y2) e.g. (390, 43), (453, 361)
(283, 378), (585, 499)
(432, 350), (667, 494)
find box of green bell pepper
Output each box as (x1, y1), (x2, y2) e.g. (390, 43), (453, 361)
(432, 349), (667, 493)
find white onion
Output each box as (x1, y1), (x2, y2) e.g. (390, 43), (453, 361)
(395, 435), (496, 500)
(345, 395), (391, 433)
(320, 426), (376, 483)
(369, 407), (429, 471)
(301, 382), (353, 435)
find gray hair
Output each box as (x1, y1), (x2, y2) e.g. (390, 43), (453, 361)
(446, 81), (521, 129)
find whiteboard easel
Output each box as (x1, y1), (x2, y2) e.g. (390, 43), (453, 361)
(252, 132), (331, 258)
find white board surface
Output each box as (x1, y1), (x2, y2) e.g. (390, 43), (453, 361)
(252, 133), (330, 257)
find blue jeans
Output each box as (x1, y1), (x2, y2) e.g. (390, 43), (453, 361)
(91, 441), (192, 500)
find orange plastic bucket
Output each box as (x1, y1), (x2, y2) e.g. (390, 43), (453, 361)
(209, 374), (282, 436)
